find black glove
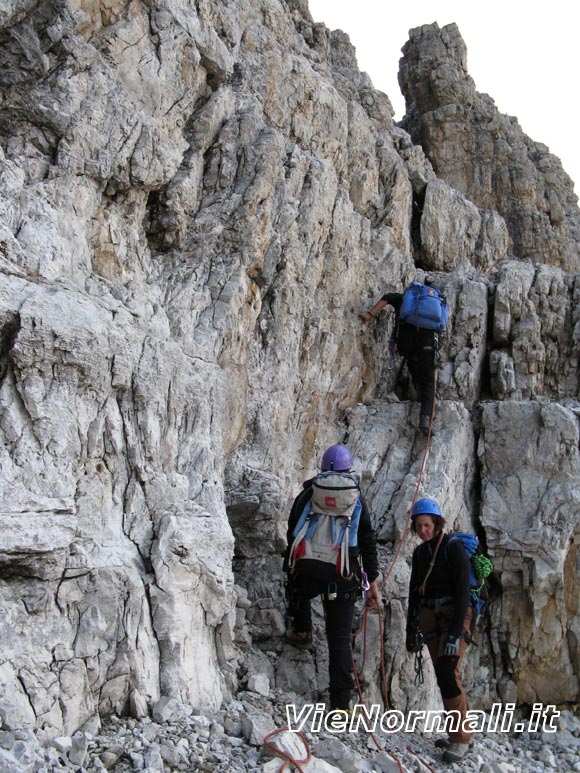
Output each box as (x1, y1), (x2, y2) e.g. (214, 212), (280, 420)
(382, 292), (399, 305)
(443, 634), (460, 656)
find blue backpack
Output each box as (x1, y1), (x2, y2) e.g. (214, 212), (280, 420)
(446, 533), (493, 615)
(399, 282), (448, 331)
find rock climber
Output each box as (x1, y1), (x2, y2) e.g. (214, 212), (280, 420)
(359, 284), (443, 435)
(283, 443), (380, 712)
(405, 497), (474, 763)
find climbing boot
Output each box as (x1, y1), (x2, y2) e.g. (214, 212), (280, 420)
(283, 629), (313, 650)
(419, 414), (435, 436)
(441, 741), (470, 763)
(434, 737), (450, 748)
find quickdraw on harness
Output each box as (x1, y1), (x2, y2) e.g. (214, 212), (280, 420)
(414, 645), (425, 687)
(409, 606), (425, 686)
(433, 331), (440, 368)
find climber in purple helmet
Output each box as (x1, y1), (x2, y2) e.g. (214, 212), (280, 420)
(282, 444), (380, 712)
(320, 443), (353, 472)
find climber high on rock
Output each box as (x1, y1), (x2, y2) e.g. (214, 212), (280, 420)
(360, 280), (448, 435)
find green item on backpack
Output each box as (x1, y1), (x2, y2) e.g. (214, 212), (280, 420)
(471, 553), (493, 586)
(446, 533), (494, 614)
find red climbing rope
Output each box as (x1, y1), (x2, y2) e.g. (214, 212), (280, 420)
(406, 745), (438, 772)
(262, 727), (311, 772)
(379, 370), (438, 594)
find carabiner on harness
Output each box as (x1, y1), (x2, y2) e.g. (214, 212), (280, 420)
(414, 647), (425, 686)
(361, 570), (370, 592)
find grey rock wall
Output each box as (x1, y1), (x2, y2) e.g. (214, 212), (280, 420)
(0, 1), (578, 739)
(480, 401), (580, 704)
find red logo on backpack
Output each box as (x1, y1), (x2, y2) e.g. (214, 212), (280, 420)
(325, 496), (336, 507)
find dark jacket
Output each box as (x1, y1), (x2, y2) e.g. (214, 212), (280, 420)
(285, 478), (379, 585)
(407, 533), (471, 637)
(381, 291), (437, 360)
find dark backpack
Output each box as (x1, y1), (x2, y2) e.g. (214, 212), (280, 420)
(446, 533), (494, 615)
(288, 472), (362, 581)
(399, 282), (448, 331)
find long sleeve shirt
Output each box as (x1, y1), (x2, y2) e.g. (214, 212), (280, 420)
(407, 533), (471, 636)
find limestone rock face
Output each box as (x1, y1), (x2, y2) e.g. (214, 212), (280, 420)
(0, 1), (579, 738)
(490, 261), (580, 399)
(480, 401), (580, 704)
(399, 23), (580, 270)
(0, 0), (412, 735)
(420, 180), (481, 271)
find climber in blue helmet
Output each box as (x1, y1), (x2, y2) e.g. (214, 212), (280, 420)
(282, 444), (380, 712)
(406, 497), (474, 763)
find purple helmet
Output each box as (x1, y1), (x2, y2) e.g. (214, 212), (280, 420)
(321, 444), (353, 472)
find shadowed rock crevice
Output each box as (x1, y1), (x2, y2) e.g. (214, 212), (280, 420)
(0, 312), (21, 385)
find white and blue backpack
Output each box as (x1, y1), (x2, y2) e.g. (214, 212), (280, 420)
(399, 281), (448, 331)
(288, 471), (362, 580)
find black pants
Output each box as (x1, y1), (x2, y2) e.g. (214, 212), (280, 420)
(406, 350), (436, 418)
(396, 325), (437, 419)
(287, 574), (359, 710)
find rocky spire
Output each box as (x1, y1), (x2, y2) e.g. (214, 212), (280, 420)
(399, 22), (580, 270)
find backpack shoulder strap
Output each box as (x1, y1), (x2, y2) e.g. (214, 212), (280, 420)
(347, 496), (363, 548)
(418, 531), (445, 595)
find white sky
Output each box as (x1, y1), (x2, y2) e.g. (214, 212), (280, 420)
(308, 0), (579, 192)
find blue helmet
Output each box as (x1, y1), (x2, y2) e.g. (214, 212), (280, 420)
(321, 444), (353, 472)
(411, 497), (443, 518)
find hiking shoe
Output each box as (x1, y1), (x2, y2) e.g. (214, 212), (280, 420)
(283, 629), (313, 650)
(434, 737), (450, 748)
(419, 415), (436, 436)
(442, 741), (470, 763)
